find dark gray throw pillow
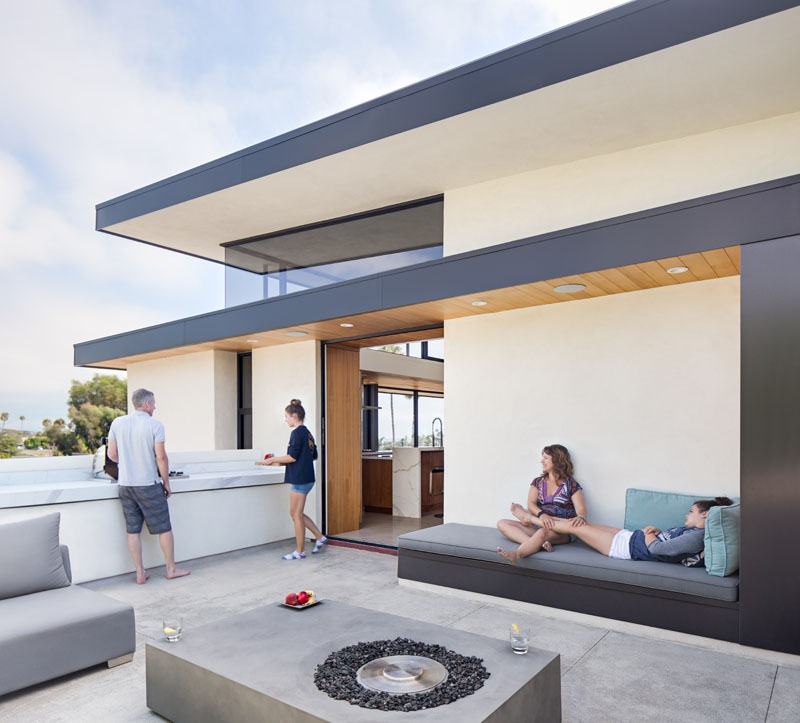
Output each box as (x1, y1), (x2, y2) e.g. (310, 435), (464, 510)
(0, 513), (71, 600)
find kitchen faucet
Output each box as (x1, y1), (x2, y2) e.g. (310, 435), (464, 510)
(431, 417), (443, 447)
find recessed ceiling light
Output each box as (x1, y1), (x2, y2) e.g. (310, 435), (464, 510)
(246, 339), (259, 343)
(666, 266), (689, 274)
(340, 322), (354, 328)
(553, 283), (586, 293)
(471, 300), (488, 307)
(285, 330), (308, 337)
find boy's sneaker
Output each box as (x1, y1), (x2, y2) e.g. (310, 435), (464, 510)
(312, 536), (328, 554)
(282, 550), (306, 560)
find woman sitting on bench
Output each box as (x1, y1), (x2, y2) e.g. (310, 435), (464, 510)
(498, 496), (733, 565)
(497, 444), (588, 562)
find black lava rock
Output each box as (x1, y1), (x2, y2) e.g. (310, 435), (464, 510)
(314, 638), (490, 713)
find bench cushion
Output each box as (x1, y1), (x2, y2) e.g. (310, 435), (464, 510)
(0, 585), (136, 696)
(398, 523), (739, 602)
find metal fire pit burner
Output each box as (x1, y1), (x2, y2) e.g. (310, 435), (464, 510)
(356, 655), (448, 694)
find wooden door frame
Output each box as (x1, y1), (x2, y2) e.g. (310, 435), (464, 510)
(320, 326), (444, 539)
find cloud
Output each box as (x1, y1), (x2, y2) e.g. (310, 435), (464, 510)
(0, 0), (622, 426)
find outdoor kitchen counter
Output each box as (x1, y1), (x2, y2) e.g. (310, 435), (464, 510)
(0, 466), (285, 508)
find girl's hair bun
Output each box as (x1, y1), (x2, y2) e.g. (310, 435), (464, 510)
(714, 496), (733, 506)
(290, 398), (301, 406)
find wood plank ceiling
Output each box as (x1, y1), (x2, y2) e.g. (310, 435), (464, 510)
(89, 246), (740, 369)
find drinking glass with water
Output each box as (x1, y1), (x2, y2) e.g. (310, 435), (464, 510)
(509, 623), (529, 654)
(163, 617), (183, 642)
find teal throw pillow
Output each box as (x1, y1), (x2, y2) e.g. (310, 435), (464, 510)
(704, 503), (740, 577)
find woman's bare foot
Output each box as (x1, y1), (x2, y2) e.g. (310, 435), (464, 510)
(136, 570), (150, 585)
(510, 503), (532, 525)
(166, 566), (191, 579)
(542, 541), (553, 552)
(497, 547), (522, 564)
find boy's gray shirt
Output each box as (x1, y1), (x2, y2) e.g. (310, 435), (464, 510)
(108, 411), (165, 486)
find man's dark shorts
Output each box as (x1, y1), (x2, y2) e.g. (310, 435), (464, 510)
(119, 482), (172, 534)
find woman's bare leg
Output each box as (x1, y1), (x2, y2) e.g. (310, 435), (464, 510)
(548, 518), (621, 556)
(289, 491), (309, 552)
(497, 518), (535, 545)
(498, 528), (572, 563)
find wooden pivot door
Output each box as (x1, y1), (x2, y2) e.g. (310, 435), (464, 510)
(325, 345), (362, 535)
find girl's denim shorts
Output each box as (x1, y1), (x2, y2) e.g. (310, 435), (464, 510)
(290, 481), (315, 494)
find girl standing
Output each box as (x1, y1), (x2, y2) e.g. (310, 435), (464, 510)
(258, 399), (326, 559)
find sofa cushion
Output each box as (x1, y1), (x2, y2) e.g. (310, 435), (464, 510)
(624, 489), (699, 532)
(398, 523), (739, 602)
(624, 488), (740, 533)
(0, 584), (136, 696)
(0, 513), (71, 600)
(704, 503), (741, 576)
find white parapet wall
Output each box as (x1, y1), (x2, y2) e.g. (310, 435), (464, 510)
(0, 450), (298, 583)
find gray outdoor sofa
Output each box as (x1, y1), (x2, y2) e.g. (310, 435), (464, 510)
(398, 490), (742, 644)
(0, 513), (136, 697)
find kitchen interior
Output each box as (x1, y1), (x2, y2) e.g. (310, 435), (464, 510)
(336, 335), (444, 547)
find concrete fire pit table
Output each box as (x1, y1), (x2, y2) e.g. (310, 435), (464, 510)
(146, 600), (560, 722)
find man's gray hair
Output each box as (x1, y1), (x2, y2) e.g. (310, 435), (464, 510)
(131, 388), (155, 409)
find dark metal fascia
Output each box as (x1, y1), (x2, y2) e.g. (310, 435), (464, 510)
(74, 173), (800, 366)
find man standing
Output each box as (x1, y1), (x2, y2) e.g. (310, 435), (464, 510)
(108, 388), (189, 584)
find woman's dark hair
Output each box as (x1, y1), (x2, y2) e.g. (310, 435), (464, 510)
(694, 496), (733, 513)
(285, 399), (305, 421)
(542, 444), (574, 481)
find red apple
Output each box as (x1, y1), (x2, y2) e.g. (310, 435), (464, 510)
(297, 591), (309, 605)
(285, 592), (298, 605)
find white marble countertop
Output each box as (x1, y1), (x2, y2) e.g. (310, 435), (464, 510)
(0, 467), (286, 508)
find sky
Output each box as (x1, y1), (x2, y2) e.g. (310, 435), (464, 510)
(0, 0), (622, 432)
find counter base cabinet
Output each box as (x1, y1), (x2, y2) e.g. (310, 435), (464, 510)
(362, 458), (392, 514)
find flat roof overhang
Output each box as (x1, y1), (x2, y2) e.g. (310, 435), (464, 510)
(95, 0), (800, 263)
(76, 174), (800, 369)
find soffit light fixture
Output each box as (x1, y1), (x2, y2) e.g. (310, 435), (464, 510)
(247, 339), (259, 343)
(285, 330), (308, 337)
(666, 266), (689, 274)
(553, 283), (586, 293)
(340, 322), (355, 328)
(471, 300), (488, 306)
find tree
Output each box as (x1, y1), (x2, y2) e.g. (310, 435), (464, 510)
(69, 403), (124, 452)
(62, 375), (127, 453)
(19, 415), (25, 433)
(42, 419), (51, 430)
(68, 375), (127, 411)
(0, 433), (21, 458)
(42, 419), (85, 456)
(0, 412), (7, 432)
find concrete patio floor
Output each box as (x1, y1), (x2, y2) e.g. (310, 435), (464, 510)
(1, 540), (798, 722)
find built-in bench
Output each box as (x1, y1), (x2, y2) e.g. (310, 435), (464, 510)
(398, 489), (742, 643)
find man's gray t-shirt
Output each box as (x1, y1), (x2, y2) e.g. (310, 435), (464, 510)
(108, 411), (166, 487)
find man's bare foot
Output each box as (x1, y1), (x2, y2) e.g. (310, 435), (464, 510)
(510, 503), (532, 525)
(136, 571), (150, 585)
(542, 541), (553, 552)
(497, 547), (522, 564)
(166, 567), (191, 579)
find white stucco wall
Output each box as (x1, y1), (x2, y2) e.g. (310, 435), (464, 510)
(252, 340), (322, 526)
(444, 111), (800, 255)
(443, 276), (740, 529)
(126, 350), (237, 451)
